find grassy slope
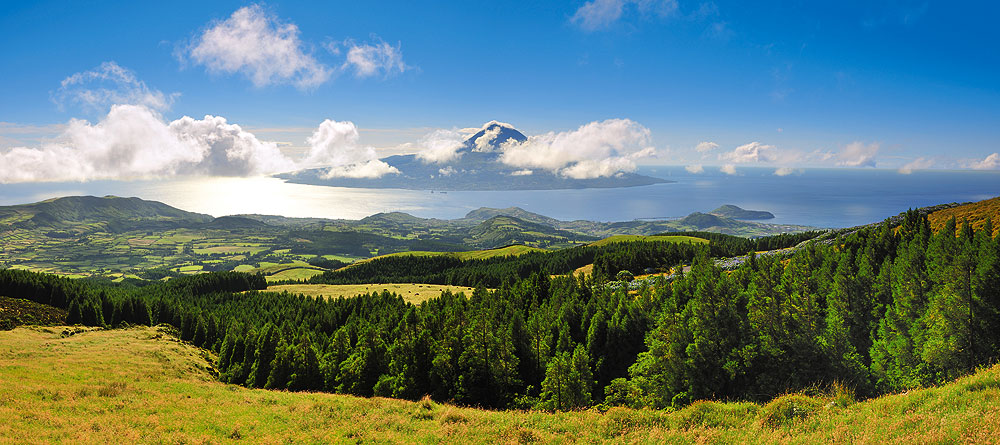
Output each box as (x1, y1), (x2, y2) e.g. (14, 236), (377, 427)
(588, 234), (708, 247)
(927, 196), (1000, 237)
(3, 326), (999, 443)
(346, 244), (547, 269)
(267, 283), (479, 304)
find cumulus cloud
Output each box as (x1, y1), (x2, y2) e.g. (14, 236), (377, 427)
(898, 157), (934, 174)
(695, 141), (718, 153)
(511, 169), (533, 176)
(186, 5), (331, 89)
(0, 105), (405, 183)
(720, 164), (737, 175)
(571, 0), (678, 31)
(339, 38), (409, 78)
(169, 114), (296, 176)
(837, 141), (879, 167)
(721, 141), (777, 163)
(498, 118), (656, 179)
(304, 119), (399, 178)
(414, 129), (465, 164)
(53, 62), (178, 113)
(968, 153), (1000, 170)
(0, 105), (294, 183)
(684, 164), (704, 174)
(438, 166), (456, 176)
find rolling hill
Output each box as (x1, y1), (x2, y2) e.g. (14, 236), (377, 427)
(0, 195), (818, 279)
(345, 244), (547, 268)
(0, 196), (213, 233)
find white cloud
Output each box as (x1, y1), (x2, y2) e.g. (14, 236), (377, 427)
(0, 105), (294, 183)
(837, 141), (879, 167)
(53, 62), (177, 113)
(969, 153), (1000, 170)
(720, 164), (737, 175)
(414, 129), (465, 163)
(340, 38), (409, 78)
(560, 157), (639, 179)
(721, 141), (777, 163)
(695, 141), (718, 153)
(438, 166), (457, 176)
(511, 169), (533, 176)
(473, 125), (502, 152)
(571, 0), (678, 31)
(0, 105), (408, 183)
(498, 118), (656, 178)
(684, 164), (704, 173)
(897, 157), (934, 174)
(322, 159), (398, 179)
(305, 119), (399, 178)
(186, 5), (331, 89)
(773, 167), (801, 176)
(170, 114), (296, 176)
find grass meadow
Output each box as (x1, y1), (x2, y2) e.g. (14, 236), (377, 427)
(2, 326), (999, 443)
(267, 283), (480, 304)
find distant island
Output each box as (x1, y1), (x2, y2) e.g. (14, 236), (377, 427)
(279, 122), (672, 191)
(709, 204), (775, 220)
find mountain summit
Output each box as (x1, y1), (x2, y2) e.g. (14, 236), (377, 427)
(458, 121), (527, 154)
(280, 121), (670, 191)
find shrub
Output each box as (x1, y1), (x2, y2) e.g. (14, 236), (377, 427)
(759, 394), (823, 429)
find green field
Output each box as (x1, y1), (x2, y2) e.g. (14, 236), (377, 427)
(268, 283), (479, 304)
(2, 325), (998, 443)
(347, 244), (547, 269)
(264, 267), (326, 282)
(588, 234), (709, 247)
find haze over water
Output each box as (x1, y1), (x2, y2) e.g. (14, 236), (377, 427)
(1, 167), (995, 229)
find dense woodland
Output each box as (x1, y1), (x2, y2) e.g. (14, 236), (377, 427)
(1, 213), (997, 411)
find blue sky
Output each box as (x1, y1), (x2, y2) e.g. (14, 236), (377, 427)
(1, 0), (999, 182)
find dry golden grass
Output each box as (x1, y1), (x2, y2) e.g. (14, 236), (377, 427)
(927, 196), (1000, 237)
(572, 263), (594, 277)
(267, 283), (480, 304)
(2, 326), (1000, 443)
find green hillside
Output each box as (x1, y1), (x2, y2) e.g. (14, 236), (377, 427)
(2, 325), (998, 443)
(465, 215), (595, 248)
(0, 195), (213, 233)
(346, 244), (547, 267)
(588, 234), (708, 247)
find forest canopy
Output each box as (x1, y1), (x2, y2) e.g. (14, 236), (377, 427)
(1, 212), (997, 411)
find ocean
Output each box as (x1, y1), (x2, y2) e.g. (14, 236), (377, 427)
(0, 166), (996, 228)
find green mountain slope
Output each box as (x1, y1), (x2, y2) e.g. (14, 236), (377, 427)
(0, 195), (213, 233)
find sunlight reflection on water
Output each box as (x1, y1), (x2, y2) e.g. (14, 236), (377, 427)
(0, 167), (997, 228)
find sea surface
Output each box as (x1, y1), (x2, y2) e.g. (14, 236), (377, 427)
(0, 166), (996, 228)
